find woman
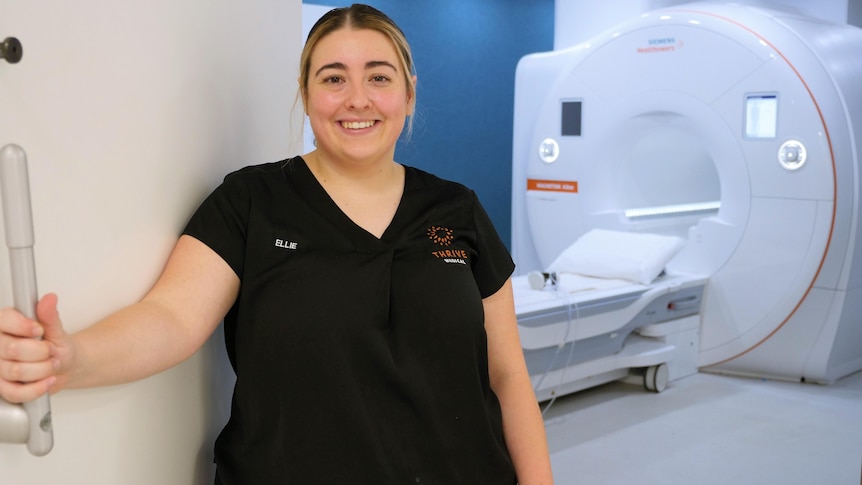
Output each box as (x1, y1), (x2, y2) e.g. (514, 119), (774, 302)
(0, 4), (553, 483)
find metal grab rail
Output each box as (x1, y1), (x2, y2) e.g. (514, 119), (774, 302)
(0, 144), (54, 456)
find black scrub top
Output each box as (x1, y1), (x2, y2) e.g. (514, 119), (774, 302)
(183, 157), (517, 484)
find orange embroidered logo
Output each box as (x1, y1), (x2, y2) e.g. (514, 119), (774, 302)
(427, 226), (454, 246)
(427, 226), (468, 265)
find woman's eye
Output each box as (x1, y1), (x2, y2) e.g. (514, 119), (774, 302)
(322, 76), (343, 84)
(370, 75), (391, 84)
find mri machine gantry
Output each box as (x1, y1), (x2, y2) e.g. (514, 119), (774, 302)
(511, 1), (862, 397)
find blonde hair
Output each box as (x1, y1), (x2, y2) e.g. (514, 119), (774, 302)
(299, 4), (417, 138)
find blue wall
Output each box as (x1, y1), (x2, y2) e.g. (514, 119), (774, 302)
(303, 1), (555, 247)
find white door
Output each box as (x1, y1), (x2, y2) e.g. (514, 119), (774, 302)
(0, 1), (301, 483)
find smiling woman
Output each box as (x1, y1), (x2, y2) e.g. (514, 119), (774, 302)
(303, 27), (414, 176)
(303, 1), (557, 244)
(0, 4), (554, 484)
(300, 3), (417, 137)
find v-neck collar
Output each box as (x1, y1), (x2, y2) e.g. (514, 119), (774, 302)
(287, 156), (410, 246)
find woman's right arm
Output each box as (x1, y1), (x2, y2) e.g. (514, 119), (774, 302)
(0, 234), (239, 403)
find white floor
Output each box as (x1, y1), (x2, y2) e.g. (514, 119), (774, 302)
(542, 370), (862, 485)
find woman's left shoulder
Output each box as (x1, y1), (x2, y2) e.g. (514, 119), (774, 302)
(404, 165), (475, 200)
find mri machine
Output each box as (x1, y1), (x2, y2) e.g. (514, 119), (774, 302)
(511, 2), (862, 401)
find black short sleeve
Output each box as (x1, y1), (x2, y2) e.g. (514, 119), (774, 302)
(470, 192), (515, 298)
(182, 169), (250, 278)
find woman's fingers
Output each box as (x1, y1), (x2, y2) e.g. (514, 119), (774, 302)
(0, 306), (44, 339)
(1, 338), (49, 367)
(0, 375), (56, 404)
(0, 297), (64, 403)
(0, 352), (55, 383)
(36, 293), (66, 343)
(0, 333), (57, 403)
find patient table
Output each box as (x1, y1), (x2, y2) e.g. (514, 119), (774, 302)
(515, 271), (705, 400)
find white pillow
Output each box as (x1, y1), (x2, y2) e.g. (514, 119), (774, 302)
(546, 229), (684, 285)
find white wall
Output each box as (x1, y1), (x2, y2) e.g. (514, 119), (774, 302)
(0, 1), (302, 483)
(555, 0), (853, 49)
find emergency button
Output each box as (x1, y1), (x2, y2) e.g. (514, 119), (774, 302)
(538, 138), (559, 164)
(778, 139), (807, 171)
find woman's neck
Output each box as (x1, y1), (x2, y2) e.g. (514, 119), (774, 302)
(303, 149), (401, 191)
(302, 149), (406, 238)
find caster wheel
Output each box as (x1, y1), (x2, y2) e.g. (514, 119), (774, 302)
(644, 363), (669, 393)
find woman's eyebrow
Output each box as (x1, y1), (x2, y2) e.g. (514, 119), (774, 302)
(315, 62), (346, 77)
(315, 60), (397, 77)
(366, 60), (397, 71)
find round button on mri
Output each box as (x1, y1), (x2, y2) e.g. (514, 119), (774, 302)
(778, 139), (807, 171)
(539, 138), (559, 163)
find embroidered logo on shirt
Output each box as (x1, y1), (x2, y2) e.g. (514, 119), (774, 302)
(427, 226), (454, 246)
(431, 248), (468, 265)
(427, 226), (467, 265)
(274, 238), (299, 250)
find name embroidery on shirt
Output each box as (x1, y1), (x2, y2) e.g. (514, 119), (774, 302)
(427, 226), (468, 265)
(275, 238), (299, 250)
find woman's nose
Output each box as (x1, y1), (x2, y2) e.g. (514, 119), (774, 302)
(345, 82), (371, 109)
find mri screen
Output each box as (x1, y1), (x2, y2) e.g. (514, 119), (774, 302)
(561, 100), (583, 137)
(744, 94), (778, 139)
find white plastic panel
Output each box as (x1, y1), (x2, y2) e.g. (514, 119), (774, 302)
(575, 24), (766, 104)
(698, 198), (832, 360)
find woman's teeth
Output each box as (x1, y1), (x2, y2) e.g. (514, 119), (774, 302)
(341, 120), (375, 129)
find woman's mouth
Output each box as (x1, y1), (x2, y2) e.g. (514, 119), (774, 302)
(340, 120), (376, 130)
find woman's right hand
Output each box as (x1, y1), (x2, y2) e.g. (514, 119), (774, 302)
(0, 294), (71, 403)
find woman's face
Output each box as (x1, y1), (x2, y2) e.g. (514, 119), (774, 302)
(305, 27), (415, 165)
